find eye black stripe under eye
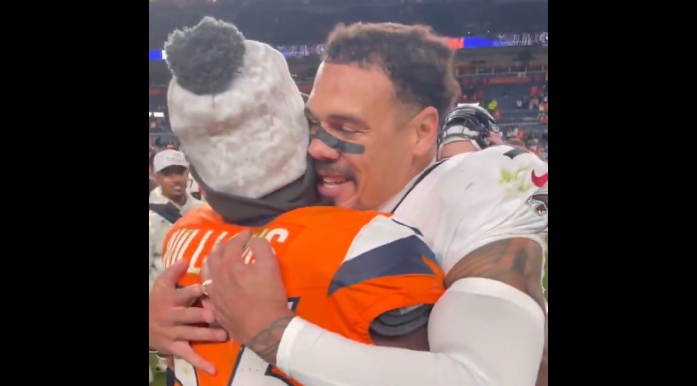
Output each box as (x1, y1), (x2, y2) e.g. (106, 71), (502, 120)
(310, 126), (365, 154)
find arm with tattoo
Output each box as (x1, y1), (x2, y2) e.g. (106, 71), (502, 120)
(445, 237), (548, 386)
(444, 238), (546, 309)
(244, 239), (545, 371)
(243, 314), (294, 365)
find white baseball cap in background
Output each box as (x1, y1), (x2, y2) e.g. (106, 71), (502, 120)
(153, 150), (189, 173)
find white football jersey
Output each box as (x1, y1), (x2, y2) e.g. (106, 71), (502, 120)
(187, 174), (200, 197)
(386, 145), (548, 274)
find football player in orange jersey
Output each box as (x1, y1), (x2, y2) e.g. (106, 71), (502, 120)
(149, 17), (445, 386)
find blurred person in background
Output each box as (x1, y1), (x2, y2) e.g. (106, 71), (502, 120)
(149, 149), (203, 373)
(437, 104), (502, 160)
(149, 151), (158, 196)
(528, 139), (543, 157)
(149, 149), (203, 289)
(505, 137), (527, 148)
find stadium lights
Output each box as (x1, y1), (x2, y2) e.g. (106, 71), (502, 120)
(149, 112), (165, 118)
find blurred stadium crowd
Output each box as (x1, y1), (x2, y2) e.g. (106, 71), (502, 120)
(149, 0), (548, 160)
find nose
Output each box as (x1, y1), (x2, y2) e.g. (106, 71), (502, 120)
(171, 173), (187, 184)
(308, 138), (340, 161)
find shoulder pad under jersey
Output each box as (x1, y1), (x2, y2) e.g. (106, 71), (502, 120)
(391, 147), (548, 273)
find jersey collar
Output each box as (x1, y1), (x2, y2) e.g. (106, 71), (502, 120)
(376, 161), (436, 213)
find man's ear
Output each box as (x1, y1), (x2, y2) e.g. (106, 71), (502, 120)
(411, 106), (439, 157)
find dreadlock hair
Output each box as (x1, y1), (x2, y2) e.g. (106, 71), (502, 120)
(323, 22), (460, 119)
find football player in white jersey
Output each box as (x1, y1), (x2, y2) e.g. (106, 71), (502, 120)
(438, 105), (549, 308)
(438, 103), (548, 380)
(437, 104), (503, 159)
(196, 22), (548, 386)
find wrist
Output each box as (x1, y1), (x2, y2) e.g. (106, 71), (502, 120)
(242, 308), (295, 365)
(242, 307), (294, 343)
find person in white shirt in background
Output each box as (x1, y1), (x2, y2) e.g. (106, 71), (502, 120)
(149, 151), (158, 196)
(148, 149), (203, 375)
(197, 22), (548, 386)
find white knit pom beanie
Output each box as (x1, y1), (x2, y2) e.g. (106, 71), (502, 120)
(165, 17), (308, 199)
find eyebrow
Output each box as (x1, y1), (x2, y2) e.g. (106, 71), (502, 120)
(304, 106), (369, 130)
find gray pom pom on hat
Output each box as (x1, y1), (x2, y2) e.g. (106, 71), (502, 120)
(164, 17), (246, 96)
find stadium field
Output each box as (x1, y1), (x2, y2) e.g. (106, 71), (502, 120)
(150, 355), (166, 386)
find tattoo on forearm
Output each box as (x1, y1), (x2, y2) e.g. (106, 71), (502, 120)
(445, 238), (546, 309)
(245, 316), (294, 365)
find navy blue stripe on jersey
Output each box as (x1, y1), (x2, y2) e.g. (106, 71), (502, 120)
(165, 368), (186, 386)
(503, 147), (527, 159)
(328, 235), (437, 296)
(391, 219), (423, 236)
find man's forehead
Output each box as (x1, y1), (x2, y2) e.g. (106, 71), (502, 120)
(308, 63), (394, 117)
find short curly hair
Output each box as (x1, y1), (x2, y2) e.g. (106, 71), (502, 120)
(323, 22), (460, 119)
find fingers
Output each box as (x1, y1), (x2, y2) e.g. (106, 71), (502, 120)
(168, 306), (216, 325)
(247, 237), (277, 264)
(173, 284), (205, 306)
(171, 324), (228, 343)
(201, 255), (211, 282)
(169, 342), (218, 375)
(225, 229), (251, 262)
(210, 229), (250, 268)
(157, 259), (189, 287)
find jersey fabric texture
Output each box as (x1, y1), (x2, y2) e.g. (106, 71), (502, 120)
(389, 145), (549, 274)
(161, 205), (444, 386)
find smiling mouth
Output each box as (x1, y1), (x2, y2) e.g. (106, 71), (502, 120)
(316, 173), (354, 196)
(320, 177), (349, 187)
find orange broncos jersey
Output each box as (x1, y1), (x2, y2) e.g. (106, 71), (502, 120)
(162, 205), (444, 386)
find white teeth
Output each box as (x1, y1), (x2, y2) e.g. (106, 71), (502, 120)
(323, 178), (346, 184)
